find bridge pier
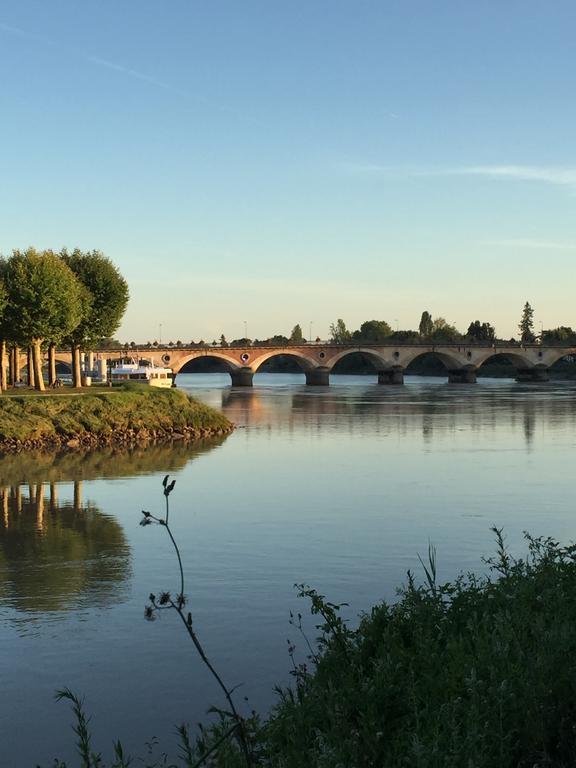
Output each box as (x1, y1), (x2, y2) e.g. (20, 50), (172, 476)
(378, 366), (404, 385)
(305, 367), (330, 386)
(230, 367), (254, 387)
(516, 367), (549, 383)
(448, 367), (477, 384)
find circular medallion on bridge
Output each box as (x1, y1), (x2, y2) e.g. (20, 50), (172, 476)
(319, 351), (325, 359)
(162, 354), (171, 364)
(240, 352), (250, 363)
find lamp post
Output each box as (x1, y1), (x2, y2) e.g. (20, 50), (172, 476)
(159, 323), (162, 346)
(244, 320), (248, 340)
(309, 321), (313, 342)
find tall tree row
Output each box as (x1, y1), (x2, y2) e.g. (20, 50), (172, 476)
(0, 248), (128, 392)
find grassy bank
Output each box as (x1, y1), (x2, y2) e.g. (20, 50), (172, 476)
(48, 530), (576, 767)
(0, 385), (233, 450)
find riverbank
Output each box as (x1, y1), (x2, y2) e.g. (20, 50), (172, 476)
(0, 385), (233, 452)
(50, 531), (576, 768)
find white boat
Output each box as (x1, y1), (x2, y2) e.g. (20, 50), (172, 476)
(110, 360), (173, 388)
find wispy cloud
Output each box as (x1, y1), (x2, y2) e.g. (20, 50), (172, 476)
(484, 238), (576, 251)
(0, 19), (263, 125)
(448, 165), (576, 188)
(85, 55), (188, 97)
(0, 20), (57, 46)
(339, 162), (576, 190)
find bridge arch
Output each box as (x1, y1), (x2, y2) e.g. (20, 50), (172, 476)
(474, 350), (536, 369)
(251, 350), (317, 373)
(172, 352), (243, 376)
(402, 349), (465, 372)
(327, 347), (389, 371)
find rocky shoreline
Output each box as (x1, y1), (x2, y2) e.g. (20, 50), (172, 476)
(0, 423), (235, 454)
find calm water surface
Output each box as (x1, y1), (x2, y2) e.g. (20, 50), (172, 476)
(1, 374), (576, 765)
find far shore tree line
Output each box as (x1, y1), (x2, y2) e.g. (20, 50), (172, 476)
(0, 247), (128, 392)
(115, 304), (576, 351)
(326, 304), (576, 347)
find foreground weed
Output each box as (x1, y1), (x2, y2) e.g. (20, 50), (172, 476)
(140, 476), (254, 768)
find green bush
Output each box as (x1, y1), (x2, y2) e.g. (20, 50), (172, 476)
(48, 530), (576, 767)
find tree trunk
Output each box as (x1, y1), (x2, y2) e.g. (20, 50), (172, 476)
(0, 340), (5, 392)
(72, 343), (82, 388)
(27, 347), (35, 388)
(8, 346), (14, 386)
(32, 340), (45, 391)
(10, 345), (21, 386)
(48, 343), (57, 386)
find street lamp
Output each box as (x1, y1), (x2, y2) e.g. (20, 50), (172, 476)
(159, 323), (163, 346)
(244, 320), (248, 340)
(309, 321), (313, 342)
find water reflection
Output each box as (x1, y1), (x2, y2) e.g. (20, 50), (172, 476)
(0, 481), (130, 614)
(0, 436), (228, 486)
(217, 378), (576, 449)
(0, 438), (228, 619)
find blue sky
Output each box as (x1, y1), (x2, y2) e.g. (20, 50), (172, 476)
(1, 1), (575, 342)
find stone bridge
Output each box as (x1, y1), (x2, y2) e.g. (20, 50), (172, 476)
(54, 343), (576, 386)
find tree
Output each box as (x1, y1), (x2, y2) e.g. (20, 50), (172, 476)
(419, 311), (433, 338)
(290, 324), (305, 344)
(60, 249), (129, 387)
(429, 317), (461, 343)
(541, 326), (576, 345)
(4, 248), (83, 391)
(352, 320), (393, 344)
(329, 319), (351, 344)
(466, 320), (495, 343)
(519, 302), (535, 344)
(219, 334), (228, 347)
(262, 335), (289, 346)
(0, 265), (9, 391)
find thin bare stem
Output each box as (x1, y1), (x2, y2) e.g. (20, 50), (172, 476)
(146, 481), (252, 767)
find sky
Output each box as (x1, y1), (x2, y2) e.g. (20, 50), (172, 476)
(1, 1), (575, 342)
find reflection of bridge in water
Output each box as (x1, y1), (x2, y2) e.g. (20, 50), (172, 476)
(219, 381), (576, 449)
(55, 343), (576, 386)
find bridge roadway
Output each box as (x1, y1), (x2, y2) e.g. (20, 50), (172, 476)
(55, 343), (576, 386)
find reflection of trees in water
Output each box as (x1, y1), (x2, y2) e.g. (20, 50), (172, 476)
(0, 439), (229, 618)
(220, 382), (576, 449)
(0, 481), (131, 613)
(0, 437), (227, 487)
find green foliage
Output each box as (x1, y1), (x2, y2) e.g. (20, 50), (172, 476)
(46, 531), (576, 768)
(260, 531), (576, 767)
(329, 319), (351, 344)
(352, 320), (393, 343)
(4, 248), (83, 345)
(289, 324), (305, 344)
(60, 250), (129, 347)
(466, 320), (496, 343)
(519, 301), (535, 343)
(429, 317), (461, 343)
(419, 310), (433, 337)
(542, 326), (576, 345)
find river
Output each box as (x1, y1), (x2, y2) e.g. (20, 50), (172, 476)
(1, 374), (576, 765)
